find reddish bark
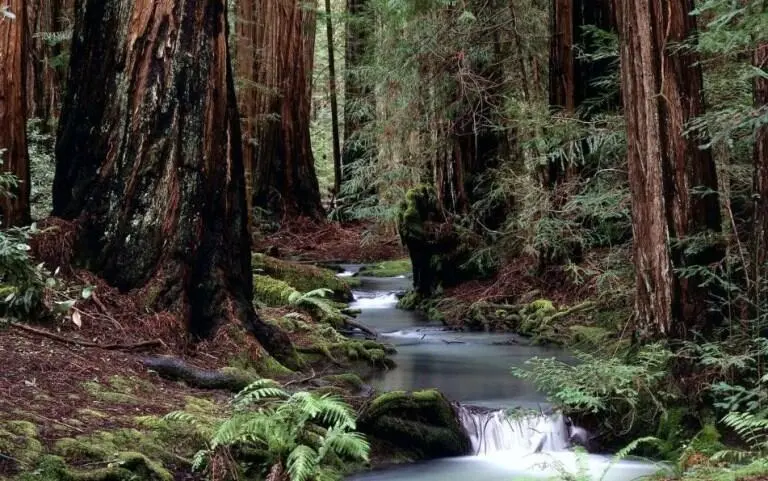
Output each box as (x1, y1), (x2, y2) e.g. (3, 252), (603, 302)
(617, 0), (722, 339)
(248, 0), (324, 220)
(53, 0), (297, 366)
(0, 0), (31, 226)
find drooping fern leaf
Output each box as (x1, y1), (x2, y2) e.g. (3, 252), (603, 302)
(287, 445), (319, 481)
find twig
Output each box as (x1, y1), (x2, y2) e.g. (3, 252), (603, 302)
(284, 368), (320, 387)
(9, 322), (165, 351)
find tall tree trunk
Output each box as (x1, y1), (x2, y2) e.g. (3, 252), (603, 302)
(236, 0), (257, 231)
(343, 0), (373, 174)
(617, 0), (722, 339)
(547, 0), (615, 188)
(752, 43), (768, 290)
(324, 0), (342, 198)
(250, 0), (324, 220)
(26, 0), (70, 125)
(0, 0), (31, 227)
(53, 0), (297, 367)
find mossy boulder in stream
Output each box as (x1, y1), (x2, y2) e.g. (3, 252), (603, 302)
(358, 389), (471, 459)
(252, 253), (353, 301)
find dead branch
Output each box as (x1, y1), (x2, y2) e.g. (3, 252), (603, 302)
(9, 322), (165, 351)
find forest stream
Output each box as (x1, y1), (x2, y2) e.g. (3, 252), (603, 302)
(339, 266), (665, 481)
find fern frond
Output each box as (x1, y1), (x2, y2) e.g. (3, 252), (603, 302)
(233, 379), (288, 408)
(321, 428), (370, 461)
(287, 445), (319, 481)
(722, 412), (768, 450)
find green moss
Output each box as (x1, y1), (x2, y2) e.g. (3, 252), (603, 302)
(82, 381), (142, 405)
(324, 373), (365, 390)
(65, 452), (172, 481)
(252, 254), (353, 301)
(360, 389), (470, 459)
(253, 274), (297, 307)
(357, 259), (412, 278)
(76, 409), (108, 419)
(397, 291), (423, 310)
(0, 420), (43, 467)
(528, 299), (556, 313)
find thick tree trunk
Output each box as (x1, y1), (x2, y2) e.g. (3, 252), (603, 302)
(249, 0), (324, 220)
(343, 0), (373, 173)
(53, 0), (297, 367)
(0, 0), (31, 226)
(753, 44), (768, 284)
(26, 0), (70, 125)
(617, 0), (722, 339)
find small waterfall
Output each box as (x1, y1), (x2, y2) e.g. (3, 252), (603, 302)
(456, 404), (576, 456)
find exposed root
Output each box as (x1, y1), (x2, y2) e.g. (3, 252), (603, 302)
(140, 355), (258, 392)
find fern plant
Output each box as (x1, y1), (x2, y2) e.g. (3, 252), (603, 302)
(166, 379), (369, 481)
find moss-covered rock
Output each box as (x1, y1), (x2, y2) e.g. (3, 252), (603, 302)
(20, 452), (172, 481)
(357, 259), (412, 278)
(359, 389), (470, 460)
(252, 253), (353, 301)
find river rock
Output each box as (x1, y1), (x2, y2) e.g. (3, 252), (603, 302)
(358, 389), (471, 459)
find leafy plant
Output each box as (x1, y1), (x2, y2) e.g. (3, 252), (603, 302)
(511, 343), (675, 438)
(166, 379), (369, 481)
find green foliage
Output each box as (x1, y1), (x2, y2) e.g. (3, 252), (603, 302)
(167, 379), (369, 481)
(27, 119), (56, 220)
(511, 343), (675, 437)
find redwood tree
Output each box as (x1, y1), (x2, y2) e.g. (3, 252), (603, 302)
(26, 0), (71, 125)
(343, 0), (373, 173)
(53, 0), (296, 366)
(0, 0), (31, 226)
(247, 0), (324, 220)
(547, 0), (615, 187)
(617, 0), (722, 339)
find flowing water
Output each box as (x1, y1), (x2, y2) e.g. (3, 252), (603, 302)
(340, 266), (664, 481)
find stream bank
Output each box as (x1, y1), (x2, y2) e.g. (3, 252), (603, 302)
(340, 266), (664, 481)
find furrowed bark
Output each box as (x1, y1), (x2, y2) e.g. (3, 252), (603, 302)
(249, 0), (324, 220)
(617, 0), (722, 339)
(0, 0), (31, 226)
(53, 0), (298, 368)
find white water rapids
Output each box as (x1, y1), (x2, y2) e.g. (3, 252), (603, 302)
(456, 406), (573, 455)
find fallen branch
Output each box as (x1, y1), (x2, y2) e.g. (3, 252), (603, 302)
(9, 322), (164, 351)
(342, 317), (378, 339)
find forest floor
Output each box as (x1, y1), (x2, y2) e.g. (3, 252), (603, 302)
(0, 219), (397, 480)
(253, 217), (406, 262)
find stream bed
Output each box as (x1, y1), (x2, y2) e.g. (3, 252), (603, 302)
(340, 267), (665, 481)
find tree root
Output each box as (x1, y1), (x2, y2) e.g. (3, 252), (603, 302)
(140, 355), (258, 391)
(9, 322), (165, 351)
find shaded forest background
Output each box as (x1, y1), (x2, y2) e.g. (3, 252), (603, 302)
(2, 0), (768, 480)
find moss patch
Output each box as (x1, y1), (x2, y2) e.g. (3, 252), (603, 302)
(357, 259), (412, 278)
(252, 253), (353, 301)
(0, 420), (44, 468)
(359, 389), (470, 460)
